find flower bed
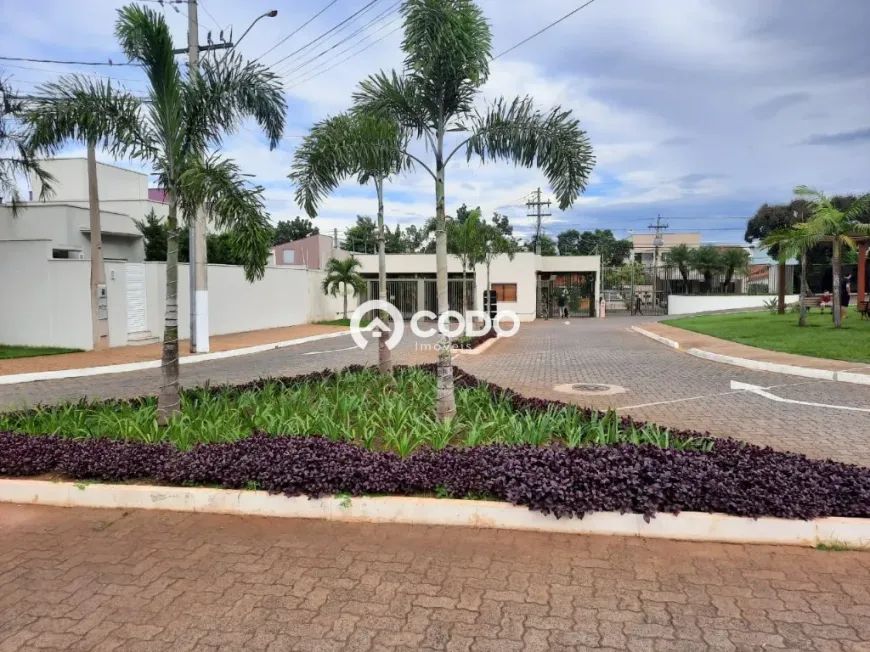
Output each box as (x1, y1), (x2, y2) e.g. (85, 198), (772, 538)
(452, 329), (497, 351)
(1, 365), (868, 521)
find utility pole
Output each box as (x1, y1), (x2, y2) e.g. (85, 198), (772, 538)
(526, 188), (551, 255)
(648, 214), (669, 312)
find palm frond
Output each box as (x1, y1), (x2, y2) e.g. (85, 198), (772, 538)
(196, 50), (286, 150)
(321, 256), (366, 297)
(353, 71), (429, 136)
(25, 76), (150, 160)
(460, 96), (595, 210)
(289, 112), (410, 217)
(179, 154), (271, 281)
(844, 193), (870, 222)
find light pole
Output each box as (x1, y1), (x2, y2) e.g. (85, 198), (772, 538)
(234, 10), (279, 49)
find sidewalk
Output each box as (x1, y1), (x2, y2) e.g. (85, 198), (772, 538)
(0, 324), (348, 376)
(637, 321), (870, 378)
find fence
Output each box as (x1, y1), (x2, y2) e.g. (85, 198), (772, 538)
(601, 263), (800, 317)
(364, 278), (475, 319)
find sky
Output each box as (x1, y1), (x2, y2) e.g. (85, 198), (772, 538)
(3, 0), (869, 245)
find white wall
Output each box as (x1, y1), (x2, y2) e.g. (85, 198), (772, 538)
(668, 294), (801, 316)
(0, 240), (128, 350)
(306, 270), (360, 322)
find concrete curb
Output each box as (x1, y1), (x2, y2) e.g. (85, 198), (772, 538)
(0, 330), (355, 386)
(454, 335), (501, 356)
(2, 480), (868, 548)
(632, 326), (870, 386)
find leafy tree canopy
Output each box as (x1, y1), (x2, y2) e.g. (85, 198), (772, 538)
(273, 217), (318, 246)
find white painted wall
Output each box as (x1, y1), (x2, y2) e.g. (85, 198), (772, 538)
(0, 241), (128, 350)
(306, 270), (360, 322)
(668, 294), (801, 316)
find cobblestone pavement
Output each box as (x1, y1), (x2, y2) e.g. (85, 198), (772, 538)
(2, 504), (870, 652)
(0, 317), (867, 466)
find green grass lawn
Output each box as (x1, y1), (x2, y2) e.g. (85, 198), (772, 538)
(0, 345), (81, 360)
(663, 308), (870, 363)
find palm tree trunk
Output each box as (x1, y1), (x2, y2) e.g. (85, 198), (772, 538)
(343, 285), (348, 320)
(777, 260), (786, 314)
(157, 191), (181, 425)
(798, 250), (808, 327)
(435, 153), (456, 421)
(832, 239), (842, 328)
(375, 177), (392, 375)
(86, 143), (109, 351)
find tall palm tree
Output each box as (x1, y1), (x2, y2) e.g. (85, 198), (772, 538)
(290, 112), (409, 375)
(793, 186), (870, 328)
(322, 257), (367, 320)
(0, 75), (54, 213)
(25, 4), (285, 422)
(353, 0), (595, 420)
(764, 225), (816, 327)
(663, 243), (692, 294)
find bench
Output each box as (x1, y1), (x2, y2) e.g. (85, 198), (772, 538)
(859, 300), (870, 319)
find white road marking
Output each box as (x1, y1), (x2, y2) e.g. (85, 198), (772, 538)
(617, 391), (742, 411)
(301, 346), (360, 356)
(730, 380), (870, 413)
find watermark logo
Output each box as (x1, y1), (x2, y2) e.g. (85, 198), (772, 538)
(349, 301), (520, 351)
(350, 300), (405, 350)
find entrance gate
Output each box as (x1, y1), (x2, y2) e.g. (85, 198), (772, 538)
(536, 272), (596, 318)
(366, 278), (475, 318)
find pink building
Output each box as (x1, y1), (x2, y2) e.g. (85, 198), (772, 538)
(272, 234), (349, 269)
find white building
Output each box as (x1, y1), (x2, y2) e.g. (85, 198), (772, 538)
(353, 252), (601, 321)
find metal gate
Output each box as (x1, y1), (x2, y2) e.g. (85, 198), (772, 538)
(366, 278), (475, 318)
(125, 263), (148, 334)
(601, 264), (668, 316)
(366, 279), (418, 319)
(537, 272), (596, 318)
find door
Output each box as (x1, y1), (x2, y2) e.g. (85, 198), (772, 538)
(126, 263), (148, 334)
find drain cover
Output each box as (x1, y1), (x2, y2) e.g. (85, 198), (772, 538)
(553, 382), (627, 396)
(571, 383), (610, 393)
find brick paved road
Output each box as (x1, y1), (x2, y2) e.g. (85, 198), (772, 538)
(2, 504), (870, 652)
(1, 318), (867, 466)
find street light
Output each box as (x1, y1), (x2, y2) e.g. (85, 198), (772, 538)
(234, 10), (278, 49)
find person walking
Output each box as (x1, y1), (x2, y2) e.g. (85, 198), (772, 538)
(557, 291), (568, 319)
(841, 272), (853, 321)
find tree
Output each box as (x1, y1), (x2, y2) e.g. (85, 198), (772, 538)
(448, 207), (486, 313)
(273, 217), (318, 245)
(557, 229), (581, 256)
(663, 243), (693, 293)
(290, 112), (409, 375)
(721, 247), (750, 289)
(764, 226), (816, 327)
(400, 223), (425, 252)
(490, 212), (513, 238)
(526, 233), (558, 256)
(791, 186), (870, 328)
(26, 5), (285, 422)
(352, 0), (594, 420)
(322, 257), (367, 320)
(481, 218), (519, 297)
(689, 246), (725, 292)
(344, 215), (378, 253)
(0, 75), (55, 214)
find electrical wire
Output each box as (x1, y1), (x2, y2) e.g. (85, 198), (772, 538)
(197, 0), (225, 33)
(0, 55), (136, 67)
(492, 0), (598, 61)
(1, 62), (147, 85)
(284, 24), (401, 90)
(255, 0), (342, 62)
(267, 0), (382, 70)
(279, 4), (400, 83)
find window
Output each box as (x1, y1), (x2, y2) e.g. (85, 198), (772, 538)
(281, 249), (296, 264)
(492, 283), (517, 302)
(52, 249), (71, 259)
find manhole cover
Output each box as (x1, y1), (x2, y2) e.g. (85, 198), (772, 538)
(553, 383), (627, 396)
(571, 384), (610, 393)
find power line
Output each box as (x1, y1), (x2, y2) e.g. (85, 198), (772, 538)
(197, 0), (225, 33)
(1, 62), (147, 85)
(284, 25), (401, 89)
(267, 0), (382, 70)
(492, 0), (598, 61)
(278, 1), (399, 80)
(255, 0), (342, 63)
(0, 55), (136, 67)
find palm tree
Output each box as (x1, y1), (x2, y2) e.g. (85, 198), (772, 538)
(792, 186), (870, 328)
(353, 0), (595, 420)
(290, 112), (409, 375)
(764, 225), (816, 327)
(449, 208), (486, 315)
(663, 243), (692, 294)
(25, 5), (285, 422)
(322, 257), (367, 320)
(721, 247), (751, 290)
(0, 75), (54, 213)
(689, 246), (725, 293)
